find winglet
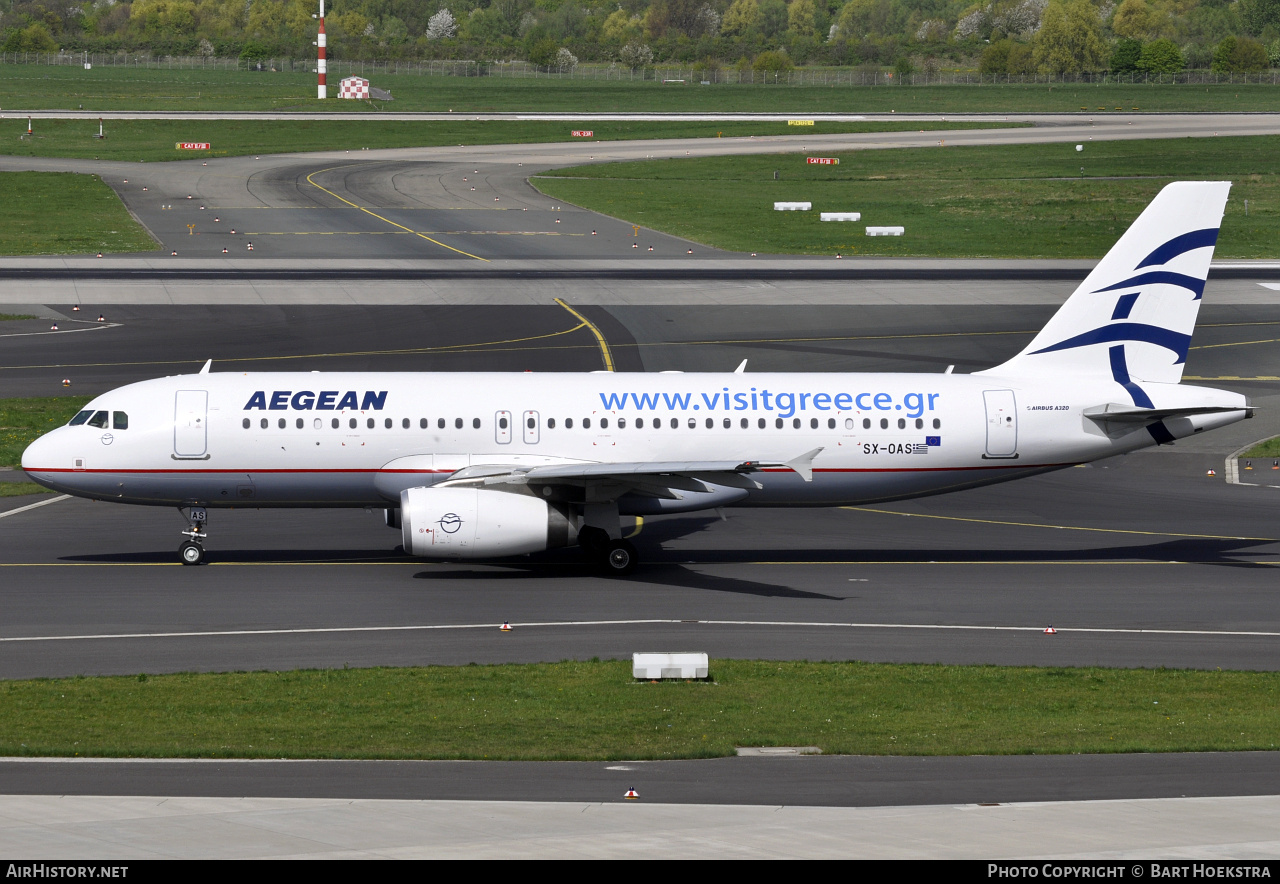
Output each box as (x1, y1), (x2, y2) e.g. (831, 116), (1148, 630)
(734, 359), (748, 374)
(785, 447), (824, 482)
(198, 359), (212, 375)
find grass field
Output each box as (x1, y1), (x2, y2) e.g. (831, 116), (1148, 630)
(0, 397), (89, 468)
(0, 660), (1276, 760)
(1241, 437), (1280, 458)
(0, 172), (155, 255)
(2, 64), (1278, 113)
(0, 482), (52, 497)
(3, 117), (1018, 163)
(534, 135), (1279, 258)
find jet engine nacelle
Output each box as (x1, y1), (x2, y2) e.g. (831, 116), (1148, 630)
(400, 486), (577, 559)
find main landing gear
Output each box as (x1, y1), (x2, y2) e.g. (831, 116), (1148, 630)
(179, 507), (208, 565)
(578, 525), (637, 576)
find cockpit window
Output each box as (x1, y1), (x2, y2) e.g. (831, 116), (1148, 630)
(69, 410), (93, 426)
(113, 411), (129, 430)
(87, 411), (109, 429)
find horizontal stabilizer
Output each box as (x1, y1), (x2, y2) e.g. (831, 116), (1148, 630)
(1083, 403), (1252, 423)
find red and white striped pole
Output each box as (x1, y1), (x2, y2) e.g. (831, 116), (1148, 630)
(317, 0), (327, 100)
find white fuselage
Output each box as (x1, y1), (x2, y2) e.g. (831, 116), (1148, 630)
(21, 370), (1249, 511)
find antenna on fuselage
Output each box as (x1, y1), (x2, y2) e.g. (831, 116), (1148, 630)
(199, 359), (212, 375)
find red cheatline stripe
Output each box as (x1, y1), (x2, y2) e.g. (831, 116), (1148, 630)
(25, 464), (1072, 476)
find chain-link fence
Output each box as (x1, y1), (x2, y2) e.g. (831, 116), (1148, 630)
(2, 52), (1277, 86)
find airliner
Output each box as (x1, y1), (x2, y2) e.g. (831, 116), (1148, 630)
(22, 182), (1250, 573)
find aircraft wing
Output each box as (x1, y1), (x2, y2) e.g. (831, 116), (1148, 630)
(437, 448), (824, 499)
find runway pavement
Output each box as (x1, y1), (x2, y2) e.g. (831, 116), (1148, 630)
(3, 303), (1280, 683)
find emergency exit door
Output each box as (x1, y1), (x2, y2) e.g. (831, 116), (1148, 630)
(983, 390), (1018, 458)
(174, 390), (208, 458)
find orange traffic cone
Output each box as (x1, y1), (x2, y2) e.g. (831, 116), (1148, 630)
(499, 621), (512, 632)
(247, 243), (253, 251)
(624, 788), (639, 799)
(1206, 469), (1216, 477)
(50, 323), (58, 330)
(72, 305), (80, 311)
(96, 314), (104, 322)
(62, 379), (70, 387)
(1044, 626), (1057, 635)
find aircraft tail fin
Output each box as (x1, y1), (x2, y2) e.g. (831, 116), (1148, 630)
(977, 181), (1231, 389)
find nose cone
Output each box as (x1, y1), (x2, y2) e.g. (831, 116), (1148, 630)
(21, 431), (62, 490)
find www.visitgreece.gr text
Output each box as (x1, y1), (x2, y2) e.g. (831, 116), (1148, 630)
(597, 389), (942, 420)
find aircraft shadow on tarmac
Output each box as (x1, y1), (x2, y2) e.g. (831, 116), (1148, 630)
(57, 534), (1277, 577)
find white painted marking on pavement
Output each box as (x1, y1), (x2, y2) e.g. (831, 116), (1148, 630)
(0, 494), (70, 519)
(1, 617), (1277, 644)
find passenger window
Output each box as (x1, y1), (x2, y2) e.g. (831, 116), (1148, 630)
(455, 418), (463, 429)
(88, 411), (108, 428)
(566, 418), (574, 429)
(112, 412), (129, 430)
(600, 418), (609, 429)
(349, 418), (357, 429)
(473, 417), (481, 429)
(758, 418), (766, 429)
(367, 418), (375, 429)
(548, 418), (556, 429)
(846, 418), (854, 429)
(688, 418), (697, 429)
(261, 418), (269, 429)
(314, 418), (322, 429)
(863, 418), (871, 429)
(296, 418), (304, 429)
(279, 418), (287, 429)
(915, 418), (923, 429)
(402, 418), (409, 429)
(383, 418), (391, 429)
(618, 417), (627, 429)
(69, 410), (93, 426)
(438, 418), (446, 429)
(810, 418), (818, 429)
(670, 418), (678, 429)
(897, 418), (906, 429)
(420, 418), (427, 429)
(793, 418), (801, 429)
(775, 418), (783, 429)
(741, 418), (748, 429)
(499, 417), (508, 429)
(242, 418), (250, 429)
(723, 418), (731, 429)
(880, 418), (888, 429)
(828, 418), (836, 429)
(702, 418), (710, 429)
(332, 418), (339, 429)
(635, 417), (644, 429)
(933, 418), (941, 429)
(583, 418), (591, 429)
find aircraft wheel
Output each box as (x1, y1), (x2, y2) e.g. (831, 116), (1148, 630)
(603, 539), (637, 576)
(179, 540), (205, 566)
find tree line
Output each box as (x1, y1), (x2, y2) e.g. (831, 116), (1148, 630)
(2, 0), (1277, 73)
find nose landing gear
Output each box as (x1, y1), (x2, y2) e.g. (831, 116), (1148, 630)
(179, 507), (208, 565)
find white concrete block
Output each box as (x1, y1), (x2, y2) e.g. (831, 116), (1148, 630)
(773, 202), (812, 211)
(866, 226), (905, 236)
(820, 212), (861, 222)
(633, 652), (709, 680)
